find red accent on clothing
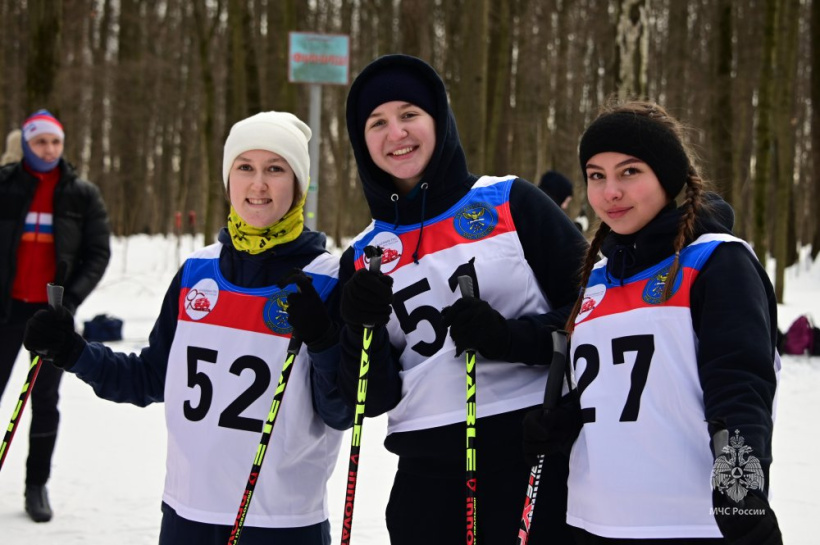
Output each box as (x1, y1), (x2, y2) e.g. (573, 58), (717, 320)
(12, 165), (59, 303)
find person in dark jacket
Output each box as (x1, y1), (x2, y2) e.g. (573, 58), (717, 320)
(23, 111), (352, 544)
(0, 109), (111, 523)
(523, 100), (782, 544)
(337, 54), (587, 544)
(538, 169), (589, 233)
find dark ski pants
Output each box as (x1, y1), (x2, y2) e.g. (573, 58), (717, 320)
(0, 300), (63, 486)
(386, 452), (575, 544)
(159, 502), (331, 545)
(570, 528), (726, 544)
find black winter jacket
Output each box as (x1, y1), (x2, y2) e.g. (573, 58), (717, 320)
(600, 194), (779, 487)
(338, 54), (588, 466)
(0, 160), (111, 320)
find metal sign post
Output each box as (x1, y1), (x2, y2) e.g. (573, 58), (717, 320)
(288, 32), (350, 232)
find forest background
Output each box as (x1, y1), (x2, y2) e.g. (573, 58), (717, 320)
(0, 0), (817, 302)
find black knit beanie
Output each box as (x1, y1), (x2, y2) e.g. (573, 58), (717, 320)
(538, 170), (574, 205)
(578, 111), (691, 199)
(355, 65), (436, 136)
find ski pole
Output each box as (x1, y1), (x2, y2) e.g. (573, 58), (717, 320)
(340, 244), (383, 545)
(0, 282), (64, 472)
(456, 275), (479, 544)
(228, 335), (302, 544)
(516, 330), (569, 545)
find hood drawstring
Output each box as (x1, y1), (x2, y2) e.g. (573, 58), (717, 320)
(606, 243), (636, 286)
(391, 193), (400, 229)
(411, 183), (429, 264)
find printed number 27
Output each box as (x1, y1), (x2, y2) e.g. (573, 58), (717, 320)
(572, 334), (655, 423)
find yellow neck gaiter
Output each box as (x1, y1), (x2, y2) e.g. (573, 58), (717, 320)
(227, 192), (307, 254)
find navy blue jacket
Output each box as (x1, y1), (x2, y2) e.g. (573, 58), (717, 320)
(68, 227), (353, 430)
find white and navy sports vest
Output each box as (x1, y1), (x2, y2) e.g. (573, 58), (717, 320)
(566, 233), (780, 539)
(350, 176), (552, 435)
(162, 243), (343, 527)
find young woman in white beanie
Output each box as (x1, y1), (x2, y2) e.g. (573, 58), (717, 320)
(23, 111), (351, 544)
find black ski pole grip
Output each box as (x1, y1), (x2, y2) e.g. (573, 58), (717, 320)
(364, 245), (383, 273)
(543, 330), (568, 412)
(362, 245), (384, 330)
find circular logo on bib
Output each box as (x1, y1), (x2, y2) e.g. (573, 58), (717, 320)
(642, 265), (682, 305)
(363, 231), (404, 274)
(575, 283), (606, 324)
(185, 278), (219, 321)
(454, 202), (498, 240)
(264, 290), (294, 334)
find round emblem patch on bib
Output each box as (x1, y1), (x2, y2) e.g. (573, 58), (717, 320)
(185, 278), (219, 321)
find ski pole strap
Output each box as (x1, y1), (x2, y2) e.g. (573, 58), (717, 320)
(341, 245), (383, 545)
(228, 336), (302, 545)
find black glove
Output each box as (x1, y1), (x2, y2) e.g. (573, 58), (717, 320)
(712, 489), (782, 545)
(441, 297), (509, 359)
(277, 269), (334, 349)
(521, 389), (583, 465)
(23, 306), (87, 369)
(340, 268), (394, 328)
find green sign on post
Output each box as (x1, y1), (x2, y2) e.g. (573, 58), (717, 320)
(288, 32), (350, 231)
(288, 32), (350, 85)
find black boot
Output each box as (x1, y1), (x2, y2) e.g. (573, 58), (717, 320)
(25, 484), (53, 522)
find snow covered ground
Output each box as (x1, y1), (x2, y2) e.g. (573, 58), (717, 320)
(0, 234), (817, 544)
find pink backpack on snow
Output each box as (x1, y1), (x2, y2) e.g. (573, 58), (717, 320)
(782, 315), (820, 356)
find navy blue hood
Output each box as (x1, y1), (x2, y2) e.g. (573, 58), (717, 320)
(345, 54), (475, 224)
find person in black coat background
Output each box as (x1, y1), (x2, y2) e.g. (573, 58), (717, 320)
(0, 110), (111, 522)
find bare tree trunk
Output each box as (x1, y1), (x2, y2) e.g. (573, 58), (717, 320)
(812, 0), (820, 259)
(399, 0), (434, 60)
(1, 0), (26, 133)
(266, 0), (297, 112)
(710, 0), (734, 203)
(772, 0), (799, 301)
(113, 0), (145, 235)
(193, 0), (225, 243)
(751, 0), (777, 265)
(485, 0), (511, 175)
(614, 0), (648, 100)
(732, 0), (764, 239)
(664, 0), (689, 115)
(452, 0), (488, 172)
(87, 0), (112, 205)
(25, 0), (63, 112)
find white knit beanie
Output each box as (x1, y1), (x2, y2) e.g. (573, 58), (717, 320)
(222, 111), (311, 195)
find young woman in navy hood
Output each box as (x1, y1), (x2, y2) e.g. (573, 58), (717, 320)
(337, 54), (586, 544)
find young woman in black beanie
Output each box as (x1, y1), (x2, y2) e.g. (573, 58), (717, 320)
(523, 101), (782, 544)
(337, 53), (586, 544)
